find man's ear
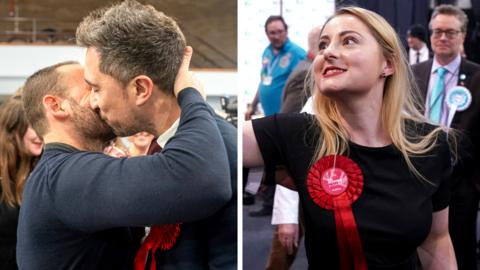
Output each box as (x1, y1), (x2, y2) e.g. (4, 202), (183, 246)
(129, 75), (154, 106)
(43, 95), (69, 119)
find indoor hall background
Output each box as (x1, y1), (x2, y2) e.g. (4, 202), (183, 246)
(0, 0), (237, 110)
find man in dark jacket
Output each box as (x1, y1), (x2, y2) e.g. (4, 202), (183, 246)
(411, 5), (480, 269)
(76, 1), (237, 269)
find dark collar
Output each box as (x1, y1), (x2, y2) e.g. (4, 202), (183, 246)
(44, 142), (80, 153)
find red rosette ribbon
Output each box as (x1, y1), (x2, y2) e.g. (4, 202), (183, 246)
(307, 155), (367, 270)
(134, 223), (182, 270)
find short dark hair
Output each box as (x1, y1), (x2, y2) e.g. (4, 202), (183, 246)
(22, 61), (78, 136)
(264, 15), (288, 33)
(429, 4), (468, 32)
(76, 0), (186, 95)
(407, 24), (427, 43)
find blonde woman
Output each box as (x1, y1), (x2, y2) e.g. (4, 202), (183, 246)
(0, 95), (42, 269)
(243, 7), (457, 270)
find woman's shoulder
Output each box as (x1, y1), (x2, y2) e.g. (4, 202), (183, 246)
(275, 112), (315, 124)
(252, 112), (318, 145)
(405, 120), (451, 148)
(405, 120), (452, 168)
(404, 119), (452, 162)
(253, 112), (314, 130)
(405, 119), (439, 137)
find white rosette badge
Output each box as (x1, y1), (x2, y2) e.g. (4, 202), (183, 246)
(445, 86), (472, 127)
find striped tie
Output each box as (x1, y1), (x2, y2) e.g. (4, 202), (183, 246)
(429, 67), (447, 124)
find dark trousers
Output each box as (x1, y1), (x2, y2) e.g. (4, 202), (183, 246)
(259, 170), (275, 211)
(262, 185), (275, 211)
(449, 177), (480, 270)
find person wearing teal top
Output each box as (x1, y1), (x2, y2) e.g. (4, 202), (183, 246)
(246, 16), (306, 119)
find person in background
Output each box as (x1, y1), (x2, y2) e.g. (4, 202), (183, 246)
(127, 132), (155, 157)
(279, 25), (323, 114)
(0, 95), (42, 270)
(246, 15), (306, 217)
(104, 137), (129, 158)
(406, 24), (431, 65)
(411, 4), (480, 269)
(265, 25), (323, 270)
(246, 15), (306, 119)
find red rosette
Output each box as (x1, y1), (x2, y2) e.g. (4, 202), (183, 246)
(134, 223), (182, 270)
(307, 155), (363, 209)
(156, 224), (182, 251)
(306, 155), (367, 270)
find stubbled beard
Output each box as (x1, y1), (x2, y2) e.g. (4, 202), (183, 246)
(110, 123), (143, 137)
(108, 113), (156, 138)
(68, 99), (116, 145)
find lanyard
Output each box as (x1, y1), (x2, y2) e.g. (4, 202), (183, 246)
(266, 52), (282, 77)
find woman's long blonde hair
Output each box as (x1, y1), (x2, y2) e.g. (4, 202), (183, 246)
(311, 7), (449, 180)
(0, 95), (39, 207)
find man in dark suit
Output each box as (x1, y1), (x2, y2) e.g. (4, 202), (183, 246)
(143, 112), (236, 270)
(412, 5), (480, 269)
(406, 24), (432, 65)
(76, 1), (236, 269)
(279, 25), (322, 114)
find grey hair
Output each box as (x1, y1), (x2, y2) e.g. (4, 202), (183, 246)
(76, 0), (186, 94)
(429, 4), (468, 32)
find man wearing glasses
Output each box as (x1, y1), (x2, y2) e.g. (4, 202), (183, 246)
(412, 4), (480, 269)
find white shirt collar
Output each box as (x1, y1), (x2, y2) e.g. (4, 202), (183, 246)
(156, 118), (180, 148)
(431, 54), (461, 74)
(418, 44), (429, 55)
(409, 43), (429, 64)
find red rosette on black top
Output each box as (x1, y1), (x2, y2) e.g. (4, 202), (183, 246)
(307, 155), (363, 208)
(307, 155), (367, 270)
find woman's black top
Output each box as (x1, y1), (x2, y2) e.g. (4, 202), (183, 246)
(252, 113), (452, 270)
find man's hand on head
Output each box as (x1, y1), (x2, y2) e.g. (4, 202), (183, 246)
(174, 46), (205, 99)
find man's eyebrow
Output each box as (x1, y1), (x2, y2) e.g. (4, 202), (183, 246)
(84, 78), (99, 87)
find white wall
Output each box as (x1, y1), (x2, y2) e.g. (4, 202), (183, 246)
(192, 69), (237, 97)
(0, 45), (237, 96)
(0, 45), (86, 94)
(238, 0), (335, 102)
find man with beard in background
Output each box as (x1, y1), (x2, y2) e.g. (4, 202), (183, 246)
(17, 55), (230, 269)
